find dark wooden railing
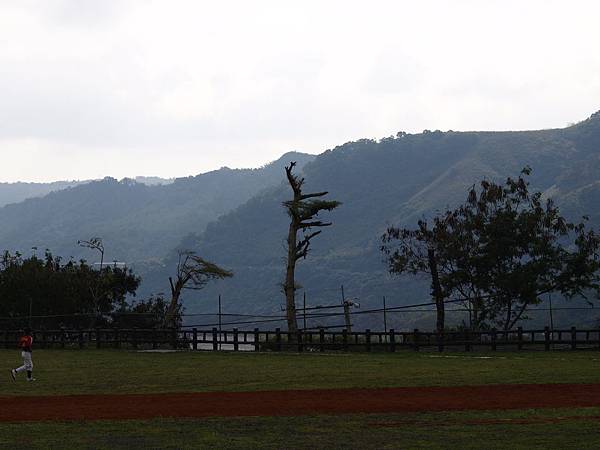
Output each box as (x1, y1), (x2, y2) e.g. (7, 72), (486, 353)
(1, 326), (598, 352)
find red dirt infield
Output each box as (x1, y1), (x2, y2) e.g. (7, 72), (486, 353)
(1, 383), (600, 422)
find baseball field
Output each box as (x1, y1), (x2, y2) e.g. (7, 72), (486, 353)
(1, 349), (600, 448)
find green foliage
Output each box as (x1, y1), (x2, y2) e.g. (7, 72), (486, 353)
(383, 168), (600, 330)
(173, 251), (234, 290)
(0, 251), (140, 328)
(457, 169), (600, 329)
(165, 251), (233, 328)
(112, 294), (181, 329)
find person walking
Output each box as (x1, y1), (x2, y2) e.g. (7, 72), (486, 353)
(10, 327), (35, 382)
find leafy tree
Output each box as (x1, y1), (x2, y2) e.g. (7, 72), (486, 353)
(77, 237), (105, 269)
(383, 168), (600, 332)
(113, 293), (181, 329)
(0, 250), (140, 328)
(283, 162), (341, 332)
(381, 219), (453, 334)
(166, 250), (232, 328)
(451, 168), (600, 330)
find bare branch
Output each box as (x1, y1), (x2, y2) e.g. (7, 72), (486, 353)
(299, 221), (332, 229)
(300, 191), (328, 200)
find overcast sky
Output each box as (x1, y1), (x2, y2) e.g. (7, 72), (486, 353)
(1, 0), (599, 182)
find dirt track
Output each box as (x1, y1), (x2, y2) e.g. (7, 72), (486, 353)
(1, 383), (600, 422)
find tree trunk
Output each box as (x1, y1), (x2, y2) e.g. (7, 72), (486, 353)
(503, 300), (512, 331)
(166, 276), (181, 329)
(472, 297), (480, 331)
(285, 221), (299, 333)
(507, 301), (529, 331)
(428, 248), (445, 334)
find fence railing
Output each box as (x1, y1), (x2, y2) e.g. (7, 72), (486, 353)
(2, 326), (600, 352)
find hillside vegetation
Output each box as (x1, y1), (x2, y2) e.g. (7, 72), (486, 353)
(0, 152), (314, 264)
(172, 112), (600, 330)
(2, 112), (600, 331)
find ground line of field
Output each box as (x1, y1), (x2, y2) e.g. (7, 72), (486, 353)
(2, 383), (600, 422)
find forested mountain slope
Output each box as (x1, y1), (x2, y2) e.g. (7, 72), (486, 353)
(0, 152), (314, 264)
(168, 112), (600, 330)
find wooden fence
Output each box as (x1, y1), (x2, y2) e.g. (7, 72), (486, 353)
(3, 326), (600, 352)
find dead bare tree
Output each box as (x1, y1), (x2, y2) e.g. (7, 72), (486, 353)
(165, 251), (233, 328)
(283, 162), (340, 333)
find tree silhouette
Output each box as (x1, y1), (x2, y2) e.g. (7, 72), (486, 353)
(166, 251), (233, 328)
(383, 168), (600, 331)
(283, 162), (340, 332)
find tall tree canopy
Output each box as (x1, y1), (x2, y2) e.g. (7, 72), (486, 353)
(383, 168), (600, 331)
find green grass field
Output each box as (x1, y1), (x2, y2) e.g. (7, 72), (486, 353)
(2, 349), (600, 396)
(1, 349), (600, 448)
(3, 409), (600, 450)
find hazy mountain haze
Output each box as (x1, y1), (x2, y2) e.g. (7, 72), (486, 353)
(0, 152), (314, 263)
(0, 177), (174, 207)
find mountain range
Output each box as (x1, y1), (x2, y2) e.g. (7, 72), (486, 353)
(0, 152), (314, 264)
(173, 111), (600, 330)
(1, 111), (600, 330)
(0, 176), (174, 208)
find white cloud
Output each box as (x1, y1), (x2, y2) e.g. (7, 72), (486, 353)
(0, 0), (599, 181)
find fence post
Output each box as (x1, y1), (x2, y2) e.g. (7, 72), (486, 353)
(115, 328), (120, 349)
(571, 326), (577, 350)
(130, 328), (137, 350)
(365, 329), (371, 352)
(191, 328), (197, 351)
(319, 329), (325, 352)
(60, 328), (66, 349)
(212, 327), (218, 351)
(544, 326), (550, 351)
(297, 330), (303, 352)
(96, 328), (101, 349)
(276, 328), (282, 352)
(79, 329), (84, 349)
(389, 329), (396, 352)
(152, 329), (157, 349)
(413, 329), (420, 352)
(491, 328), (497, 351)
(517, 327), (523, 351)
(342, 329), (348, 352)
(254, 328), (260, 352)
(233, 328), (239, 352)
(464, 329), (471, 352)
(171, 328), (178, 349)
